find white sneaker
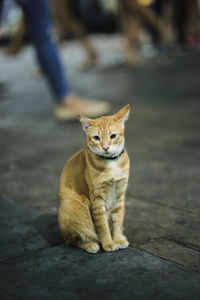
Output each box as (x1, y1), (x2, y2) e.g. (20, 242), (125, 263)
(55, 95), (112, 121)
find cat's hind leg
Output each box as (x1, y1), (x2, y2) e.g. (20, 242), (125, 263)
(60, 230), (100, 254)
(58, 192), (100, 253)
(76, 241), (100, 254)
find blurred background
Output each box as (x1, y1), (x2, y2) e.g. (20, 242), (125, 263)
(1, 0), (200, 64)
(0, 0), (200, 274)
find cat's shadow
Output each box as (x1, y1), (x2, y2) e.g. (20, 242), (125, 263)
(33, 213), (63, 246)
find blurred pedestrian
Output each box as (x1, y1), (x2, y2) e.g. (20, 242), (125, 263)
(1, 0), (111, 120)
(155, 0), (199, 47)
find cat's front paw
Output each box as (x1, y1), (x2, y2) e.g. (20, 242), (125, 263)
(114, 236), (129, 249)
(102, 241), (118, 252)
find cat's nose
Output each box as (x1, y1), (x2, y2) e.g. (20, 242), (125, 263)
(103, 146), (109, 152)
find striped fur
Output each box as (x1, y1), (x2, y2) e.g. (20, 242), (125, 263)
(58, 105), (130, 253)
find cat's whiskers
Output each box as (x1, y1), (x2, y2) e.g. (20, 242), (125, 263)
(89, 143), (124, 158)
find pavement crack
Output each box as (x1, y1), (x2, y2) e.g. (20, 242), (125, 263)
(165, 237), (200, 252)
(127, 192), (200, 216)
(137, 236), (200, 252)
(128, 244), (200, 274)
(0, 240), (65, 265)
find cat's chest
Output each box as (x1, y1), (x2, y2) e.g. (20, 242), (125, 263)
(106, 182), (116, 210)
(106, 160), (124, 180)
(102, 161), (121, 210)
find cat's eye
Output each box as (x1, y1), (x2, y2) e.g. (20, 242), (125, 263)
(93, 135), (100, 141)
(110, 134), (117, 139)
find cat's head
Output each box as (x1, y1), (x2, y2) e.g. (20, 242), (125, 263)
(78, 104), (130, 158)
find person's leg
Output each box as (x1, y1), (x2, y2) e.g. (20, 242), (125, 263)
(17, 0), (111, 119)
(17, 0), (70, 101)
(184, 0), (198, 47)
(51, 0), (97, 71)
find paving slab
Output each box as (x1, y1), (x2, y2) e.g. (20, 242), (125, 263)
(125, 196), (200, 272)
(1, 194), (199, 300)
(0, 196), (62, 262)
(0, 244), (200, 300)
(127, 103), (200, 212)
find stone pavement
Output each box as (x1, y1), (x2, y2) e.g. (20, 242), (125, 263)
(0, 36), (200, 299)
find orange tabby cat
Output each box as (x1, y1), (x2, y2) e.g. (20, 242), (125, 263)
(58, 104), (130, 253)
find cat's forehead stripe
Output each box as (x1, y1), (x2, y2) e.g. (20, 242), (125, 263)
(95, 120), (112, 130)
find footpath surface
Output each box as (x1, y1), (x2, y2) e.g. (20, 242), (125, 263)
(0, 37), (200, 299)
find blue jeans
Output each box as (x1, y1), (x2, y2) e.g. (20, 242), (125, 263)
(17, 0), (70, 101)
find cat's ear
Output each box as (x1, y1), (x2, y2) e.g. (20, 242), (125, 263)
(113, 104), (130, 124)
(77, 114), (93, 132)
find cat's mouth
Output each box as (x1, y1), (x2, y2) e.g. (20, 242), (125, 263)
(87, 145), (124, 159)
(88, 146), (112, 157)
(103, 151), (112, 157)
(99, 149), (120, 158)
(103, 149), (110, 154)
